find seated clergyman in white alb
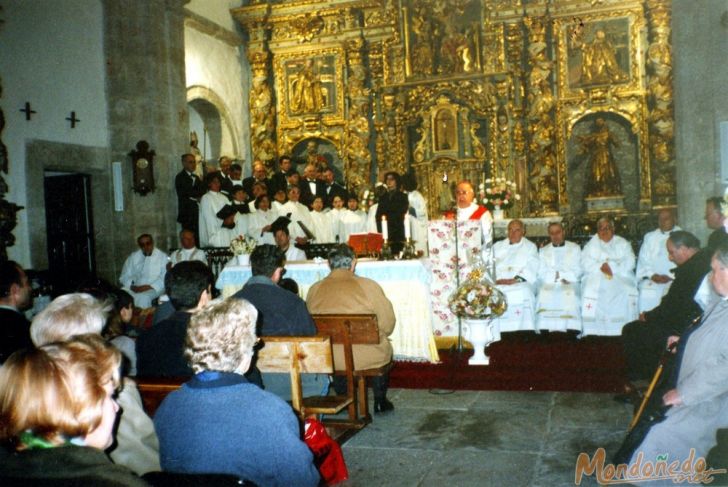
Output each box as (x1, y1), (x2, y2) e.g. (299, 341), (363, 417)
(636, 208), (680, 312)
(492, 219), (539, 334)
(119, 234), (168, 308)
(581, 217), (638, 336)
(455, 180), (493, 262)
(169, 229), (207, 267)
(535, 222), (582, 333)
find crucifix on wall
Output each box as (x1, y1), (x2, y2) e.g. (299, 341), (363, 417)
(66, 111), (80, 128)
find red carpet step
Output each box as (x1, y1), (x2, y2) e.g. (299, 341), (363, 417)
(390, 332), (626, 393)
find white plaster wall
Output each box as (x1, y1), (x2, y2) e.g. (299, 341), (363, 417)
(186, 0), (244, 33)
(185, 25), (250, 165)
(0, 0), (109, 267)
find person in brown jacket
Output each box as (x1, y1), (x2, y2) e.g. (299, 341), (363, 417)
(306, 244), (396, 413)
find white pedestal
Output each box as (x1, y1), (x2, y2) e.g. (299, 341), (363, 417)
(465, 318), (496, 365)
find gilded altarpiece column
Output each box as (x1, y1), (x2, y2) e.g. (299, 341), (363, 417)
(248, 48), (277, 168)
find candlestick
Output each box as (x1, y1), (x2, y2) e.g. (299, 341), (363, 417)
(404, 214), (411, 240)
(381, 215), (389, 241)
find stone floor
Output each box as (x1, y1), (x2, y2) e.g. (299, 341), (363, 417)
(339, 388), (634, 487)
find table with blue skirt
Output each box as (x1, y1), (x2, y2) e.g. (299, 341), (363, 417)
(216, 258), (439, 363)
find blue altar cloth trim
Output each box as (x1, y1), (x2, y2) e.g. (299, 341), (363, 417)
(216, 258), (432, 290)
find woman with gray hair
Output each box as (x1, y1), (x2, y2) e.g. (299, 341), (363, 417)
(153, 298), (320, 487)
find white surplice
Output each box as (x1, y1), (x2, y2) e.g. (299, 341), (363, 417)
(246, 207), (278, 246)
(340, 209), (367, 244)
(580, 234), (638, 336)
(310, 210), (335, 243)
(492, 237), (539, 334)
(169, 247), (207, 267)
(198, 190), (229, 247)
(408, 190), (429, 255)
(636, 226), (680, 312)
(119, 248), (168, 308)
(536, 241), (583, 332)
(279, 200), (315, 242)
(366, 203), (378, 233)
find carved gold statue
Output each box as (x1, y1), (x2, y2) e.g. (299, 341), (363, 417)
(290, 59), (327, 114)
(579, 117), (622, 197)
(574, 29), (627, 86)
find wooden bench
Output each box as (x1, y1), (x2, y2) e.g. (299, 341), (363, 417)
(312, 314), (394, 425)
(256, 335), (353, 420)
(135, 376), (187, 417)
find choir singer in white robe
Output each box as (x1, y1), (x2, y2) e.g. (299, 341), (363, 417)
(119, 234), (168, 308)
(636, 209), (680, 312)
(492, 219), (539, 334)
(535, 222), (582, 333)
(580, 217), (638, 336)
(278, 185), (314, 244)
(198, 173), (230, 247)
(246, 195), (277, 246)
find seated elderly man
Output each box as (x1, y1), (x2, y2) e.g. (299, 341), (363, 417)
(154, 298), (320, 487)
(119, 234), (167, 308)
(627, 243), (728, 479)
(535, 221), (583, 333)
(492, 219), (539, 334)
(306, 244), (397, 413)
(30, 293), (160, 475)
(168, 229), (207, 268)
(620, 231), (710, 398)
(580, 217), (638, 336)
(636, 209), (680, 312)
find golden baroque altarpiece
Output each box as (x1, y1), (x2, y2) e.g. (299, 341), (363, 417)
(233, 0), (675, 221)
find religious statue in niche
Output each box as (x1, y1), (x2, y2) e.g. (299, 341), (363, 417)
(578, 117), (622, 197)
(568, 20), (630, 88)
(434, 108), (457, 152)
(286, 57), (335, 115)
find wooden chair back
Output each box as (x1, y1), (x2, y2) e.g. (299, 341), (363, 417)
(135, 376), (187, 417)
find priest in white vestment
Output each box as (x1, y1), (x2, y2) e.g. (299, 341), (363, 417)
(581, 217), (638, 336)
(492, 219), (539, 334)
(636, 209), (680, 312)
(247, 195), (277, 245)
(169, 229), (207, 267)
(309, 196), (335, 243)
(536, 222), (582, 333)
(278, 185), (315, 244)
(198, 173), (230, 247)
(455, 180), (494, 264)
(119, 234), (168, 308)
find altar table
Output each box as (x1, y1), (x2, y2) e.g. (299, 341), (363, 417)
(216, 259), (439, 363)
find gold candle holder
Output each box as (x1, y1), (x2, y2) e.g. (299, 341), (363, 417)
(401, 238), (417, 260)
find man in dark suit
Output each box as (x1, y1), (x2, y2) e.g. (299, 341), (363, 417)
(175, 153), (205, 241)
(270, 155), (293, 197)
(0, 260), (33, 364)
(242, 160), (271, 198)
(321, 167), (348, 208)
(620, 231), (711, 396)
(218, 156), (235, 197)
(299, 163), (325, 209)
(705, 196), (728, 252)
(136, 261), (213, 377)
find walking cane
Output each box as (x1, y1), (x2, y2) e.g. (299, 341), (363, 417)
(628, 341), (677, 432)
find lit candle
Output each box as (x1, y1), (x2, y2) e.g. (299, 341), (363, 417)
(381, 215), (389, 241)
(404, 213), (411, 240)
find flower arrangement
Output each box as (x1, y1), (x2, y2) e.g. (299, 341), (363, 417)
(478, 178), (521, 212)
(448, 267), (508, 319)
(230, 235), (257, 256)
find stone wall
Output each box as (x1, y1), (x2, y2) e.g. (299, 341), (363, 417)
(673, 0), (728, 242)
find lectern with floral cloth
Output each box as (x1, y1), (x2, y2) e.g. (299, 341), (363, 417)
(427, 220), (484, 339)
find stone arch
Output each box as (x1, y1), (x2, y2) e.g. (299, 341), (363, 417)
(186, 85), (241, 161)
